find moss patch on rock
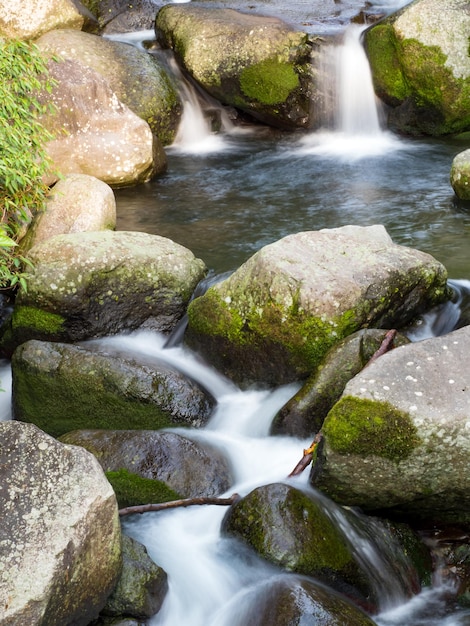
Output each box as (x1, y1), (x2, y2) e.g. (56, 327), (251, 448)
(240, 58), (299, 105)
(12, 305), (66, 336)
(106, 468), (181, 509)
(322, 396), (420, 462)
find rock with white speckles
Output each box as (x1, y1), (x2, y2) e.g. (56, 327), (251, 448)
(450, 149), (470, 200)
(38, 58), (164, 187)
(37, 29), (182, 145)
(20, 174), (116, 252)
(364, 0), (470, 136)
(0, 420), (121, 625)
(4, 230), (206, 349)
(0, 0), (93, 40)
(156, 5), (314, 130)
(312, 324), (470, 524)
(186, 225), (449, 386)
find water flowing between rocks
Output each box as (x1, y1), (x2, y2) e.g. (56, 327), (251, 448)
(3, 3), (470, 623)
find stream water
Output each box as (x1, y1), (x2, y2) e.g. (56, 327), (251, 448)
(3, 2), (470, 624)
(107, 9), (470, 624)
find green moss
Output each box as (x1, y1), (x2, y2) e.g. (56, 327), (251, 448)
(240, 58), (299, 105)
(12, 305), (65, 335)
(188, 287), (358, 374)
(365, 24), (411, 102)
(12, 365), (175, 439)
(323, 396), (420, 462)
(106, 468), (181, 509)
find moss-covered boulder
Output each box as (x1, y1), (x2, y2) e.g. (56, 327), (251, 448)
(3, 230), (206, 351)
(156, 5), (314, 130)
(222, 482), (379, 610)
(186, 225), (448, 386)
(312, 325), (470, 524)
(60, 429), (233, 499)
(37, 29), (182, 145)
(364, 0), (470, 136)
(101, 534), (168, 621)
(271, 328), (410, 437)
(450, 149), (470, 200)
(223, 574), (377, 626)
(12, 340), (215, 438)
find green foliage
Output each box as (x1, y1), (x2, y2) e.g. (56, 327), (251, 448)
(0, 39), (56, 291)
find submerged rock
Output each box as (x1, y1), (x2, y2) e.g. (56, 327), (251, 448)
(60, 429), (232, 499)
(364, 0), (470, 136)
(312, 325), (470, 524)
(271, 328), (410, 437)
(225, 574), (377, 626)
(0, 421), (121, 625)
(156, 5), (314, 130)
(186, 225), (448, 386)
(12, 340), (215, 438)
(3, 230), (206, 350)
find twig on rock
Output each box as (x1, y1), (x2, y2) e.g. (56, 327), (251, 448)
(366, 329), (397, 366)
(288, 433), (323, 477)
(118, 493), (240, 517)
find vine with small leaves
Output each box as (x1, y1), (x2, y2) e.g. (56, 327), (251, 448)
(0, 38), (57, 292)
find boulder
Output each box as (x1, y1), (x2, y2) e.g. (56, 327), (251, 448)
(0, 0), (94, 40)
(156, 5), (314, 130)
(20, 174), (116, 252)
(271, 328), (410, 437)
(60, 429), (233, 498)
(222, 482), (424, 612)
(0, 421), (121, 625)
(364, 0), (470, 136)
(312, 325), (470, 524)
(38, 58), (163, 187)
(5, 230), (206, 348)
(225, 575), (378, 626)
(186, 225), (449, 386)
(450, 149), (470, 200)
(12, 340), (215, 438)
(37, 29), (182, 145)
(101, 534), (167, 620)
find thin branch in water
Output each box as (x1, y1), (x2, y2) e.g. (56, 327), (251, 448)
(288, 433), (323, 477)
(119, 493), (241, 517)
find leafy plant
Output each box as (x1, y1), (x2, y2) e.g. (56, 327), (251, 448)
(0, 38), (56, 292)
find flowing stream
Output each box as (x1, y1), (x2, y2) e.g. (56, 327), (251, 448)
(107, 11), (470, 624)
(4, 3), (470, 624)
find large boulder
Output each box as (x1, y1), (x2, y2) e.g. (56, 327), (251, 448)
(37, 29), (182, 145)
(0, 421), (121, 625)
(0, 0), (94, 40)
(450, 149), (470, 200)
(12, 340), (215, 438)
(60, 429), (233, 498)
(364, 0), (470, 136)
(20, 174), (116, 252)
(39, 58), (163, 187)
(156, 5), (314, 130)
(312, 325), (470, 524)
(4, 230), (206, 349)
(186, 225), (449, 386)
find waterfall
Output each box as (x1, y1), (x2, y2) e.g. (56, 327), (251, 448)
(298, 23), (401, 158)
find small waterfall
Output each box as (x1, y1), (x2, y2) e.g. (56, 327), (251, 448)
(299, 23), (401, 157)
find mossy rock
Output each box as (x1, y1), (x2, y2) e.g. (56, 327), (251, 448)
(106, 469), (181, 509)
(222, 482), (377, 609)
(364, 0), (470, 136)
